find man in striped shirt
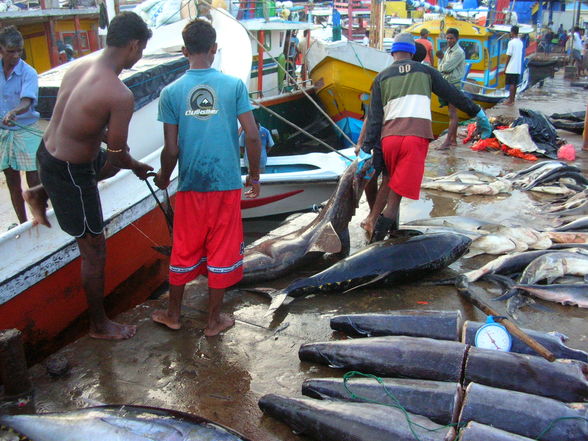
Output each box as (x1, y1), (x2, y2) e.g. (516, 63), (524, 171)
(361, 33), (491, 242)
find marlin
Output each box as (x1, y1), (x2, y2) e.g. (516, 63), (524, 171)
(263, 232), (472, 315)
(241, 156), (371, 284)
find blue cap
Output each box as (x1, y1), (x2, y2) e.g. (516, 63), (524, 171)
(391, 33), (416, 54)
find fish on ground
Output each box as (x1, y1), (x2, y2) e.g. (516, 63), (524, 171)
(0, 405), (252, 441)
(458, 382), (588, 441)
(503, 160), (565, 182)
(512, 283), (588, 308)
(518, 251), (588, 284)
(404, 216), (491, 232)
(465, 234), (527, 258)
(463, 248), (588, 282)
(546, 231), (588, 244)
(462, 320), (588, 362)
(299, 336), (468, 382)
(330, 310), (462, 341)
(301, 377), (462, 425)
(258, 394), (455, 441)
(241, 156), (371, 284)
(554, 216), (588, 231)
(299, 336), (588, 402)
(420, 179), (512, 195)
(262, 232), (471, 315)
(464, 346), (588, 402)
(458, 421), (535, 441)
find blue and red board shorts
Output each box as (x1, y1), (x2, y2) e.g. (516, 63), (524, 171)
(382, 135), (429, 200)
(169, 189), (244, 289)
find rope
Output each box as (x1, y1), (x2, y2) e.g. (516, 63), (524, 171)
(3, 120), (44, 136)
(342, 371), (460, 441)
(254, 101), (353, 162)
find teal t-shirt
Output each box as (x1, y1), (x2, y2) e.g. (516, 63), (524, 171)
(158, 68), (252, 192)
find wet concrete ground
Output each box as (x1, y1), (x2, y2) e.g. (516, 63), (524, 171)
(9, 72), (588, 440)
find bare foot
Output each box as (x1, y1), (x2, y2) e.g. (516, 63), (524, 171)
(89, 320), (137, 340)
(204, 313), (235, 337)
(504, 101), (514, 106)
(151, 309), (181, 330)
(23, 189), (51, 227)
(435, 143), (452, 151)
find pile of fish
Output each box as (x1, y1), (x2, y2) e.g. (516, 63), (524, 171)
(549, 111), (585, 135)
(258, 311), (588, 441)
(423, 161), (588, 198)
(403, 216), (558, 258)
(505, 160), (588, 196)
(420, 170), (512, 195)
(0, 405), (253, 441)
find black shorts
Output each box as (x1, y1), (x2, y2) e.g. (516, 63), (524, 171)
(505, 73), (519, 85)
(37, 140), (107, 237)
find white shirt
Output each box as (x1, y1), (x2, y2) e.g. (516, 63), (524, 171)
(362, 36), (369, 46)
(573, 32), (583, 51)
(506, 37), (523, 74)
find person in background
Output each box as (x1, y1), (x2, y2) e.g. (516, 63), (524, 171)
(437, 27), (465, 150)
(241, 121), (273, 173)
(415, 28), (434, 65)
(583, 102), (588, 151)
(362, 30), (370, 46)
(360, 33), (491, 242)
(572, 27), (584, 77)
(0, 25), (42, 225)
(504, 25), (523, 105)
(151, 19), (261, 337)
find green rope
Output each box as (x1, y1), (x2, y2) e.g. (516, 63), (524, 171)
(342, 371), (588, 441)
(3, 120), (44, 137)
(534, 416), (588, 440)
(342, 371), (461, 441)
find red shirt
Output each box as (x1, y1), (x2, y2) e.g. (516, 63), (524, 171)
(415, 38), (433, 64)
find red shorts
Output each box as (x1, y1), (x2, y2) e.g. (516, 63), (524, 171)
(382, 135), (429, 200)
(169, 190), (244, 289)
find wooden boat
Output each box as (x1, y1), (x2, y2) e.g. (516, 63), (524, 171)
(307, 16), (532, 138)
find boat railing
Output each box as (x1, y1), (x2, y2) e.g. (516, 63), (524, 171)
(460, 79), (505, 96)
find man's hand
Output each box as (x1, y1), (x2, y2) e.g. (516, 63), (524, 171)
(245, 174), (260, 199)
(2, 110), (16, 126)
(154, 169), (170, 189)
(132, 161), (154, 180)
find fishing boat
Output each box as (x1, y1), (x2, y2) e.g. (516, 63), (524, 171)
(241, 147), (353, 218)
(0, 8), (250, 356)
(307, 15), (532, 138)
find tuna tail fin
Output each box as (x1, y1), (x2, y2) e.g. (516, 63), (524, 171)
(482, 274), (520, 301)
(265, 291), (291, 317)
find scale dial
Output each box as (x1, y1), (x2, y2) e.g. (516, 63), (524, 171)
(475, 323), (512, 352)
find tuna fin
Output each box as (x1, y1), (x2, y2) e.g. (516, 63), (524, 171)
(308, 222), (342, 253)
(343, 272), (390, 293)
(265, 291), (291, 316)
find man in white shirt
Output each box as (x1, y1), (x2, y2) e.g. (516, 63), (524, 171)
(572, 26), (584, 76)
(504, 25), (523, 105)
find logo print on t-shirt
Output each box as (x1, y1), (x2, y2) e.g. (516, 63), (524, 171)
(185, 85), (219, 119)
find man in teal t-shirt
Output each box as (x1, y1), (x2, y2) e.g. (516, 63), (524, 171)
(240, 122), (274, 173)
(152, 19), (261, 337)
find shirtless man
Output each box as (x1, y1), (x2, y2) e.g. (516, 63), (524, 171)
(24, 12), (153, 340)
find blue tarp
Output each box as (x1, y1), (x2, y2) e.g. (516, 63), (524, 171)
(514, 1), (534, 24)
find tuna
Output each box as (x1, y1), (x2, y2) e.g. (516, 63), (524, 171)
(462, 321), (588, 362)
(464, 346), (588, 402)
(265, 232), (471, 314)
(258, 394), (455, 441)
(301, 377), (462, 425)
(458, 383), (588, 441)
(298, 336), (468, 382)
(458, 422), (537, 441)
(330, 310), (462, 341)
(0, 405), (252, 441)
